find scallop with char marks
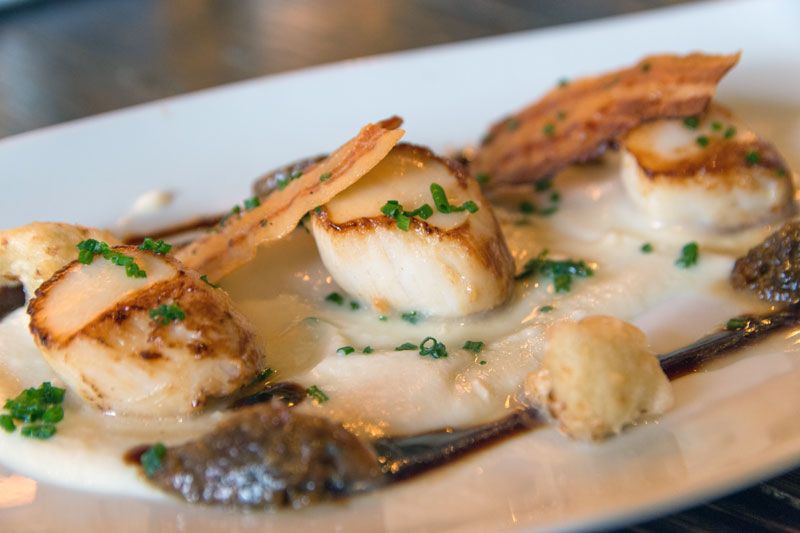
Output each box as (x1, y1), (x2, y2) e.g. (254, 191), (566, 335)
(310, 144), (515, 317)
(620, 103), (794, 229)
(27, 246), (263, 416)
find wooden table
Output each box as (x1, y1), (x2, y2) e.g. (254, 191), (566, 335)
(1, 1), (798, 530)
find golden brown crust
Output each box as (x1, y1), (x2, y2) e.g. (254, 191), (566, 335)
(473, 52), (740, 187)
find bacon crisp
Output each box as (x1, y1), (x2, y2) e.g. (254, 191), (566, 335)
(177, 117), (404, 281)
(473, 53), (740, 187)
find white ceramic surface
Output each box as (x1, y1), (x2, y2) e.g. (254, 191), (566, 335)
(1, 0), (800, 530)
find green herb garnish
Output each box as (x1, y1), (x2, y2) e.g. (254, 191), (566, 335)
(306, 385), (329, 403)
(401, 311), (421, 324)
(556, 111), (567, 121)
(381, 199), (434, 231)
(640, 62), (651, 72)
(429, 183), (480, 214)
(138, 237), (172, 255)
(725, 318), (748, 331)
(519, 201), (536, 214)
(696, 135), (709, 148)
(557, 78), (570, 87)
(462, 340), (484, 353)
(723, 126), (736, 139)
(0, 415), (14, 432)
(683, 116), (700, 129)
(711, 121), (723, 131)
(21, 423), (56, 440)
(641, 242), (653, 253)
(336, 346), (355, 356)
(243, 196), (261, 210)
(505, 117), (520, 130)
(76, 239), (147, 278)
(539, 305), (554, 313)
(140, 443), (167, 477)
(542, 123), (555, 137)
(200, 274), (219, 288)
(419, 337), (448, 359)
(363, 346), (374, 354)
(476, 173), (490, 185)
(675, 242), (699, 269)
(395, 342), (418, 351)
(745, 150), (760, 166)
(378, 315), (388, 322)
(149, 304), (186, 326)
(516, 250), (593, 292)
(479, 360), (487, 365)
(349, 301), (360, 310)
(2, 382), (66, 439)
(535, 176), (553, 192)
(319, 172), (332, 182)
(325, 292), (344, 305)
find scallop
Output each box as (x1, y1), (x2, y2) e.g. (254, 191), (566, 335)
(27, 246), (263, 416)
(620, 103), (794, 229)
(310, 143), (515, 317)
(0, 222), (120, 297)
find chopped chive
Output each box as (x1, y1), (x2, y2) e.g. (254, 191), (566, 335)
(248, 368), (275, 386)
(200, 274), (220, 288)
(539, 305), (554, 313)
(0, 414), (15, 432)
(325, 292), (344, 305)
(696, 135), (710, 148)
(475, 173), (490, 185)
(535, 176), (553, 192)
(725, 317), (748, 331)
(745, 150), (760, 166)
(378, 315), (388, 322)
(549, 191), (561, 203)
(557, 78), (570, 87)
(723, 126), (736, 139)
(149, 304), (186, 326)
(515, 249), (593, 292)
(419, 336), (448, 359)
(505, 117), (520, 130)
(711, 121), (723, 131)
(683, 116), (700, 129)
(141, 443), (167, 477)
(243, 196), (261, 210)
(76, 239), (147, 278)
(401, 311), (421, 324)
(519, 201), (536, 214)
(395, 342), (418, 351)
(363, 346), (373, 354)
(479, 360), (487, 365)
(462, 340), (484, 353)
(306, 385), (329, 403)
(21, 423), (56, 440)
(319, 172), (332, 182)
(336, 346), (355, 356)
(138, 237), (172, 255)
(542, 123), (555, 137)
(641, 242), (653, 254)
(675, 242), (699, 269)
(349, 301), (360, 310)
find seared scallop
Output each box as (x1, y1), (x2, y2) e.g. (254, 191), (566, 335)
(27, 246), (263, 416)
(310, 143), (515, 317)
(620, 103), (794, 229)
(0, 222), (120, 297)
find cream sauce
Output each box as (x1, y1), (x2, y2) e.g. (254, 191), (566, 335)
(0, 154), (779, 497)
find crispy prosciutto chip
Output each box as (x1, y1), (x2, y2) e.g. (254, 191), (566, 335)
(176, 117), (405, 280)
(473, 53), (740, 187)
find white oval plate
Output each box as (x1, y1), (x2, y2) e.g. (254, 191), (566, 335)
(1, 0), (800, 530)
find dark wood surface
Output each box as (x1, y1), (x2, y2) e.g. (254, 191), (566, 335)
(1, 1), (799, 531)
